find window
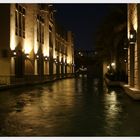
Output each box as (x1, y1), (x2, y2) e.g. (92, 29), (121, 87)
(15, 4), (26, 38)
(49, 31), (53, 47)
(42, 24), (44, 44)
(22, 15), (25, 38)
(37, 14), (44, 44)
(15, 10), (18, 35)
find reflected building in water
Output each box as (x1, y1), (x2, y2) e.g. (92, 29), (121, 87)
(0, 4), (74, 85)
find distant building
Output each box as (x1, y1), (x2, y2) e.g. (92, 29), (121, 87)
(0, 4), (74, 85)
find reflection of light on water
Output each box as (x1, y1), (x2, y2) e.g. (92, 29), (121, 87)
(109, 91), (117, 101)
(104, 90), (122, 134)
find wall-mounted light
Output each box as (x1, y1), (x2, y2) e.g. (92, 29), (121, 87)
(35, 54), (39, 59)
(111, 62), (115, 67)
(129, 30), (136, 44)
(124, 59), (127, 63)
(44, 56), (49, 61)
(53, 58), (58, 64)
(11, 50), (16, 57)
(53, 58), (57, 61)
(107, 65), (110, 69)
(25, 53), (29, 59)
(123, 47), (128, 50)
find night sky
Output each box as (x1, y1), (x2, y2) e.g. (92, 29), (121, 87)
(54, 4), (123, 50)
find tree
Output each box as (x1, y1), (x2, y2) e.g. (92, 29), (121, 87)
(95, 4), (127, 62)
(95, 4), (128, 82)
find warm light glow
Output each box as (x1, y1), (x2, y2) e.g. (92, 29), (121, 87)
(53, 55), (56, 59)
(43, 50), (48, 57)
(36, 55), (39, 59)
(130, 34), (134, 39)
(107, 65), (110, 69)
(25, 54), (30, 58)
(43, 46), (49, 57)
(59, 56), (61, 62)
(130, 88), (140, 91)
(67, 58), (71, 64)
(24, 41), (32, 54)
(111, 62), (115, 66)
(10, 35), (16, 51)
(132, 4), (137, 31)
(13, 51), (16, 56)
(11, 57), (15, 75)
(45, 57), (48, 60)
(123, 84), (129, 87)
(34, 46), (38, 54)
(24, 47), (31, 54)
(123, 47), (128, 50)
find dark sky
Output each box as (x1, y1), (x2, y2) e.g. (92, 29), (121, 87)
(54, 4), (122, 50)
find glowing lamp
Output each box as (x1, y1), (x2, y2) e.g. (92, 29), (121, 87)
(11, 50), (16, 57)
(35, 54), (39, 59)
(129, 30), (136, 44)
(124, 59), (127, 63)
(25, 53), (29, 58)
(107, 65), (110, 69)
(111, 62), (115, 66)
(44, 56), (49, 61)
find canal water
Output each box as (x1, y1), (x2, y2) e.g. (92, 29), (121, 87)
(0, 77), (140, 136)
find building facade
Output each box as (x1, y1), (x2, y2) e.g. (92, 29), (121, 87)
(0, 4), (74, 85)
(123, 4), (140, 99)
(127, 4), (139, 89)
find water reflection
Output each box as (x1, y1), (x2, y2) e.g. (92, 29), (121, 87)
(0, 77), (140, 136)
(103, 87), (123, 135)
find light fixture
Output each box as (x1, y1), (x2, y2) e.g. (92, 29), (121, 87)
(111, 62), (115, 66)
(53, 58), (57, 62)
(129, 29), (136, 44)
(124, 59), (127, 63)
(44, 56), (49, 61)
(35, 54), (39, 59)
(107, 65), (110, 69)
(25, 53), (29, 58)
(44, 57), (48, 61)
(11, 50), (16, 57)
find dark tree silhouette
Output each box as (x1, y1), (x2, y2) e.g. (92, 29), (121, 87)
(95, 4), (127, 62)
(95, 4), (128, 82)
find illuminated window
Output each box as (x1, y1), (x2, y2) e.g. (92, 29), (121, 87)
(15, 4), (26, 38)
(37, 14), (44, 44)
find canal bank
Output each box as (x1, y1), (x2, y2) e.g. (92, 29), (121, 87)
(104, 77), (140, 100)
(0, 74), (75, 91)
